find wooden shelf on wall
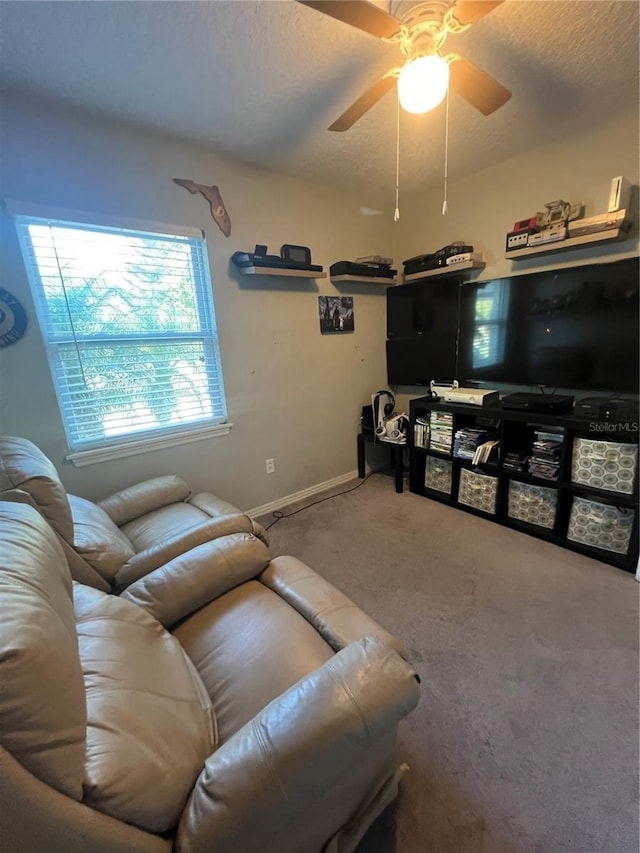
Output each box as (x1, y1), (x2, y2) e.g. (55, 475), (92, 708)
(330, 274), (397, 285)
(504, 225), (632, 260)
(403, 259), (486, 283)
(238, 266), (326, 278)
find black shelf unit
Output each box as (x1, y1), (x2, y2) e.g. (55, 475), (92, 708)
(409, 397), (639, 573)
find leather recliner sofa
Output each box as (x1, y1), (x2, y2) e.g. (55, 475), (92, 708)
(0, 435), (269, 592)
(0, 501), (420, 853)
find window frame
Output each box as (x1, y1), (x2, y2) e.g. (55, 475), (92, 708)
(11, 203), (232, 466)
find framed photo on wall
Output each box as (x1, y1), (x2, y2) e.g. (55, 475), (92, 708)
(318, 296), (354, 334)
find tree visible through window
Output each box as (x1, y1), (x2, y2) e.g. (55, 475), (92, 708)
(472, 279), (509, 368)
(15, 215), (227, 454)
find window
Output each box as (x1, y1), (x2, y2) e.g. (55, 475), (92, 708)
(14, 212), (229, 464)
(471, 279), (510, 369)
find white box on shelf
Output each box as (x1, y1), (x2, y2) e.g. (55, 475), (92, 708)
(607, 176), (632, 213)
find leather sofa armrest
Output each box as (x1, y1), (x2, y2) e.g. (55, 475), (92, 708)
(97, 475), (191, 526)
(189, 492), (269, 546)
(120, 533), (271, 628)
(176, 637), (419, 853)
(0, 745), (170, 853)
(260, 556), (406, 658)
(114, 513), (263, 590)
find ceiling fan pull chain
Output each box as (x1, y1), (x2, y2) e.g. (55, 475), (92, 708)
(394, 92), (401, 222)
(442, 84), (450, 215)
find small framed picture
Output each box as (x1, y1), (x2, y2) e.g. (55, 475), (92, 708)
(318, 296), (354, 334)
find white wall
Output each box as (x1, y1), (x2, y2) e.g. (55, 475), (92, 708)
(392, 105), (640, 411)
(0, 93), (393, 509)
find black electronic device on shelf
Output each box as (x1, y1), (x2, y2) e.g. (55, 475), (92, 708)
(576, 396), (640, 422)
(330, 260), (397, 279)
(501, 393), (574, 414)
(231, 244), (322, 272)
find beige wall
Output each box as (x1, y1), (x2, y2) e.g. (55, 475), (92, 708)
(0, 94), (393, 509)
(392, 105), (640, 412)
(1, 94), (638, 508)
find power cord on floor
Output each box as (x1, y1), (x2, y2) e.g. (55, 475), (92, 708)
(264, 471), (378, 532)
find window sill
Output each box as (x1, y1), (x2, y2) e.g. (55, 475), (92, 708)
(66, 423), (233, 467)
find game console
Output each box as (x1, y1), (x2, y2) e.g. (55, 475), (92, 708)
(568, 209), (628, 237)
(506, 230), (533, 251)
(502, 393), (574, 414)
(443, 387), (499, 407)
(577, 396), (639, 423)
(513, 215), (544, 233)
(607, 176), (632, 213)
(445, 252), (482, 266)
(330, 261), (396, 279)
(403, 243), (474, 276)
(527, 223), (567, 245)
(231, 245), (322, 272)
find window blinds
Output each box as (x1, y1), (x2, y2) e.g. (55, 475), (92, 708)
(15, 215), (227, 452)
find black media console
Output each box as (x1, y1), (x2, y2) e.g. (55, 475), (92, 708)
(409, 397), (639, 574)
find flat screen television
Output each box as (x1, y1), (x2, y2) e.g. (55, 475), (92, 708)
(457, 257), (639, 394)
(386, 278), (460, 385)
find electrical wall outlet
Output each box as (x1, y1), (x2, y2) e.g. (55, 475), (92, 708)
(265, 458), (275, 474)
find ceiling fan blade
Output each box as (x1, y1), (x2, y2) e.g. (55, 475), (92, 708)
(298, 1), (402, 39)
(449, 56), (511, 115)
(451, 1), (504, 27)
(329, 76), (396, 131)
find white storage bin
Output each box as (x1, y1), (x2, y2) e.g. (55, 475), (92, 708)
(424, 456), (452, 495)
(508, 481), (558, 529)
(567, 497), (635, 554)
(458, 469), (498, 515)
(571, 438), (637, 495)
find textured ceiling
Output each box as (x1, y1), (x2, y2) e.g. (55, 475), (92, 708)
(1, 1), (638, 198)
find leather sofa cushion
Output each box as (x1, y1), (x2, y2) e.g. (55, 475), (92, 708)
(74, 585), (215, 834)
(121, 502), (211, 553)
(0, 435), (73, 542)
(0, 503), (86, 801)
(174, 580), (334, 744)
(68, 494), (135, 582)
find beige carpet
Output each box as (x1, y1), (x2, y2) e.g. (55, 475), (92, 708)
(260, 473), (639, 853)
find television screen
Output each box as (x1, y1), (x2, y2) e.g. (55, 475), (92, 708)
(386, 278), (460, 385)
(457, 257), (639, 394)
(387, 278), (460, 339)
(386, 333), (457, 386)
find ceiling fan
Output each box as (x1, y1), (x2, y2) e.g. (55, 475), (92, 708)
(298, 0), (512, 130)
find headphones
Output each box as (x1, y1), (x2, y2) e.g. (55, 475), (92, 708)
(372, 390), (396, 436)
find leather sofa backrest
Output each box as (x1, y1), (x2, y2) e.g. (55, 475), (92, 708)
(0, 435), (74, 542)
(74, 583), (215, 834)
(0, 502), (87, 800)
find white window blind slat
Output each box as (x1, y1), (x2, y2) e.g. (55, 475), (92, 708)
(15, 214), (228, 454)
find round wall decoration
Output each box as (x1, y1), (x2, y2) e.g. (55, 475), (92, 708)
(0, 288), (28, 347)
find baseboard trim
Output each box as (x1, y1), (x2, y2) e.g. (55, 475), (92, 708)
(248, 470), (360, 518)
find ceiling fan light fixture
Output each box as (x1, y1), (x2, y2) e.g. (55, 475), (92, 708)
(397, 55), (449, 114)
